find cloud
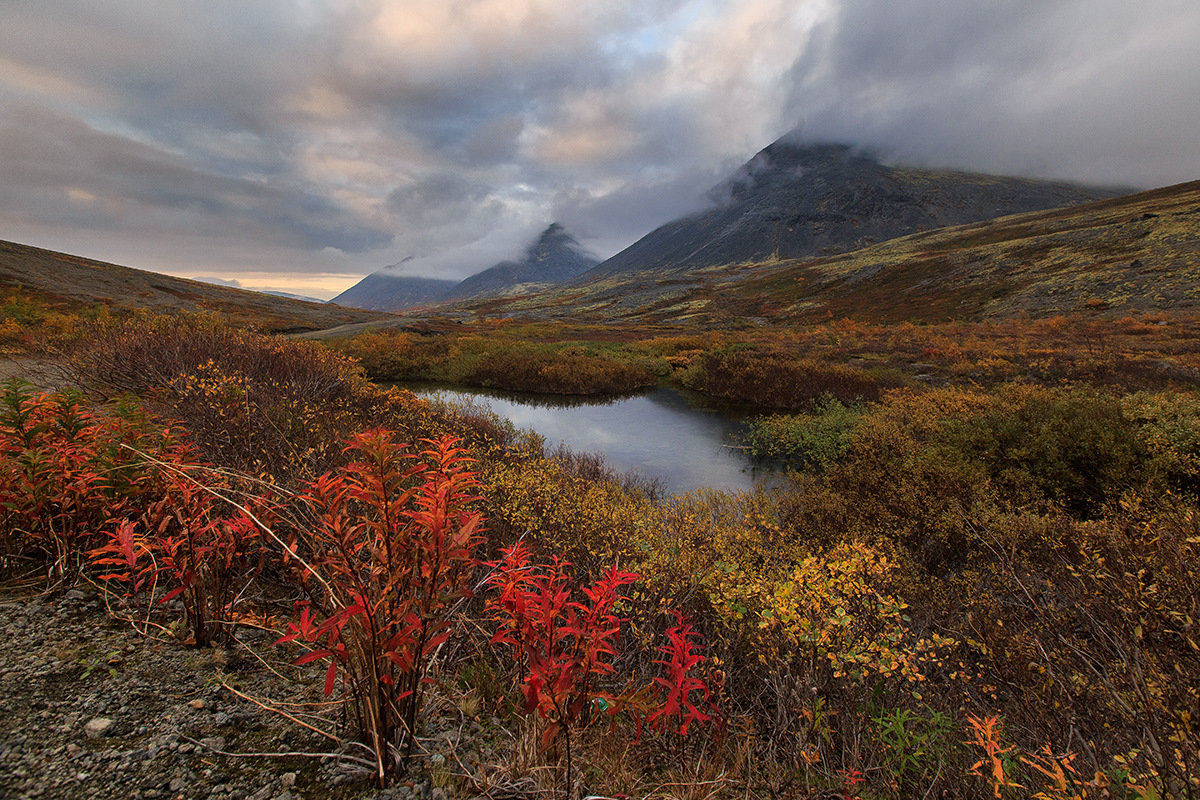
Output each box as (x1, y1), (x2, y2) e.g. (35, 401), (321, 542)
(0, 0), (1197, 293)
(0, 101), (393, 253)
(782, 0), (1200, 187)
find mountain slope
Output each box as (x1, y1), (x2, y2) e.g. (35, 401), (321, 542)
(0, 239), (389, 333)
(443, 223), (598, 301)
(330, 267), (457, 312)
(461, 180), (1200, 325)
(585, 141), (1122, 280)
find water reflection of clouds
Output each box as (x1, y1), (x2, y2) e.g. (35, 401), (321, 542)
(419, 387), (769, 495)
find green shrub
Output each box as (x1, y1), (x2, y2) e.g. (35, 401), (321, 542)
(1121, 390), (1200, 494)
(742, 396), (867, 470)
(940, 384), (1145, 517)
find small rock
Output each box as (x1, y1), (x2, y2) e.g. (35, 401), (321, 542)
(279, 772), (297, 787)
(84, 717), (115, 738)
(189, 699), (206, 710)
(200, 736), (226, 753)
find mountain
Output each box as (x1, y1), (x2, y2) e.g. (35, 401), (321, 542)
(0, 239), (388, 333)
(468, 180), (1200, 325)
(261, 290), (328, 304)
(333, 224), (598, 312)
(443, 224), (599, 301)
(585, 140), (1123, 280)
(330, 267), (457, 313)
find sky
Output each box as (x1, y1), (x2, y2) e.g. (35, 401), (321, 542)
(2, 1), (1198, 299)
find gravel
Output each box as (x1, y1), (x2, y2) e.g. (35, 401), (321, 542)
(0, 586), (509, 800)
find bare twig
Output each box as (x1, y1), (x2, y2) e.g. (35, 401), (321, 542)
(179, 734), (376, 770)
(219, 680), (341, 743)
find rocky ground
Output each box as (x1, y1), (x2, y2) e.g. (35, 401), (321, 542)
(0, 580), (513, 800)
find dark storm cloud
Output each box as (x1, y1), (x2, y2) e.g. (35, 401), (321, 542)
(0, 0), (1197, 296)
(782, 0), (1200, 187)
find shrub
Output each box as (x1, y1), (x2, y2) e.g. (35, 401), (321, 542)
(742, 396), (867, 470)
(680, 350), (880, 409)
(276, 432), (485, 785)
(63, 314), (419, 483)
(485, 541), (639, 795)
(1122, 390), (1200, 494)
(941, 384), (1145, 517)
(0, 380), (182, 576)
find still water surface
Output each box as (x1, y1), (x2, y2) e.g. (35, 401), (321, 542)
(411, 386), (776, 495)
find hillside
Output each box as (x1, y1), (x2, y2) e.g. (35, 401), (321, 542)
(582, 140), (1121, 280)
(0, 239), (389, 333)
(460, 180), (1200, 325)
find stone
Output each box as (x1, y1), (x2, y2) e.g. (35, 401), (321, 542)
(84, 717), (115, 739)
(199, 737), (226, 753)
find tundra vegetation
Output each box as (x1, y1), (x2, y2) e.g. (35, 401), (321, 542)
(1, 308), (1198, 799)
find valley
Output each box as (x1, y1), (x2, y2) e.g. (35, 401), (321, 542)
(2, 150), (1198, 800)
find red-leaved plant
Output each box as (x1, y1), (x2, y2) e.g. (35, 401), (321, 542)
(647, 610), (717, 738)
(90, 473), (272, 642)
(275, 431), (484, 787)
(486, 541), (638, 797)
(1, 379), (190, 578)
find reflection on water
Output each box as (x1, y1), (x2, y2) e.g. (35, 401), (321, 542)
(409, 384), (777, 495)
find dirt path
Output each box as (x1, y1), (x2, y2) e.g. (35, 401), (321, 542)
(0, 356), (66, 390)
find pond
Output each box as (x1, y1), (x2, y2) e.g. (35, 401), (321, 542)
(409, 385), (778, 496)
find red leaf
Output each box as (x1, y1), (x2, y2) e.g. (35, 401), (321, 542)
(323, 660), (338, 695)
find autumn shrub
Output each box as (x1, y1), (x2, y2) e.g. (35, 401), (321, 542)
(276, 432), (485, 785)
(707, 540), (955, 784)
(485, 542), (639, 794)
(1122, 389), (1200, 494)
(783, 390), (995, 573)
(335, 330), (659, 395)
(0, 380), (183, 575)
(67, 312), (361, 398)
(680, 349), (880, 409)
(0, 287), (95, 354)
(940, 383), (1145, 517)
(480, 455), (653, 574)
(63, 313), (448, 483)
(90, 468), (272, 646)
(455, 345), (657, 395)
(938, 498), (1200, 799)
(330, 329), (422, 378)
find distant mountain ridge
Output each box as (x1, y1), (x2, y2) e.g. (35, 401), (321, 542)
(443, 224), (598, 301)
(333, 224), (597, 312)
(584, 140), (1123, 279)
(330, 265), (457, 312)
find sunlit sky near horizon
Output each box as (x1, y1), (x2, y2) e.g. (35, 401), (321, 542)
(2, 0), (1199, 299)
